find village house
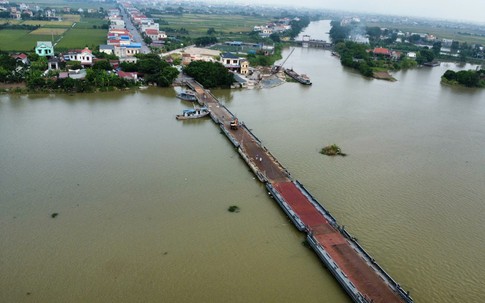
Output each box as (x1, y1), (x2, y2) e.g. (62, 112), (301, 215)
(110, 19), (125, 30)
(117, 71), (138, 81)
(63, 47), (95, 66)
(220, 53), (249, 75)
(140, 18), (159, 32)
(407, 52), (417, 59)
(107, 8), (120, 17)
(114, 43), (141, 58)
(35, 41), (54, 57)
(144, 29), (166, 41)
(22, 9), (33, 17)
(47, 57), (60, 70)
(99, 45), (115, 55)
(10, 8), (21, 19)
(11, 53), (29, 65)
(372, 47), (391, 57)
(44, 8), (55, 18)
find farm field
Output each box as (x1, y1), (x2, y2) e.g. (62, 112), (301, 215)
(55, 28), (107, 50)
(30, 28), (68, 35)
(8, 0), (116, 10)
(155, 13), (271, 37)
(74, 17), (108, 29)
(0, 29), (52, 51)
(0, 14), (107, 51)
(62, 14), (81, 23)
(367, 22), (485, 45)
(22, 20), (73, 27)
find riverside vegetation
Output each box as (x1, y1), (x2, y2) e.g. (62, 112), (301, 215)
(329, 20), (484, 80)
(441, 69), (485, 88)
(0, 52), (179, 93)
(320, 144), (347, 157)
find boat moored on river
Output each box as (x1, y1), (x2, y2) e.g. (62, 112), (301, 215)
(176, 107), (210, 120)
(176, 90), (198, 101)
(284, 68), (312, 85)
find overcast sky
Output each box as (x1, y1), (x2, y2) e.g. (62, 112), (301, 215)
(233, 0), (485, 23)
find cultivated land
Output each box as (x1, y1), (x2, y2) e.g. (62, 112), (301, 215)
(55, 28), (107, 50)
(155, 13), (271, 38)
(367, 22), (485, 45)
(22, 20), (73, 27)
(0, 17), (107, 51)
(30, 28), (68, 35)
(0, 29), (51, 51)
(9, 0), (116, 10)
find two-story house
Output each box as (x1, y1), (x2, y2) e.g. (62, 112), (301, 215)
(220, 53), (249, 75)
(63, 47), (95, 66)
(35, 41), (54, 57)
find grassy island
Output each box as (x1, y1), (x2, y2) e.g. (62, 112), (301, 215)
(228, 205), (240, 213)
(320, 144), (347, 157)
(441, 69), (485, 88)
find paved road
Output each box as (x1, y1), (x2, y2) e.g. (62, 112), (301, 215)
(119, 6), (150, 54)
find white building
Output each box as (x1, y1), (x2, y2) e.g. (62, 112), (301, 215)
(64, 47), (94, 66)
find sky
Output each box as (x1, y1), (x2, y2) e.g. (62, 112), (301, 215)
(233, 0), (485, 24)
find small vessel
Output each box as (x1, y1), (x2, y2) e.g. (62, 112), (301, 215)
(176, 107), (210, 120)
(284, 68), (312, 85)
(176, 90), (198, 101)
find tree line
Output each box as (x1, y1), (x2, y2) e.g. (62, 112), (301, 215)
(0, 51), (179, 93)
(184, 61), (234, 88)
(442, 69), (485, 88)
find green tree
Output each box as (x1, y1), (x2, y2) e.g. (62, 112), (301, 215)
(417, 48), (435, 64)
(442, 70), (457, 81)
(451, 41), (460, 53)
(93, 59), (113, 71)
(409, 34), (421, 44)
(269, 33), (281, 43)
(184, 61), (234, 88)
(30, 57), (48, 72)
(329, 21), (350, 43)
(456, 70), (480, 87)
(432, 41), (442, 55)
(133, 53), (179, 87)
(207, 27), (216, 35)
(194, 36), (218, 47)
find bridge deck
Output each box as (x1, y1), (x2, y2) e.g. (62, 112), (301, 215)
(185, 79), (412, 303)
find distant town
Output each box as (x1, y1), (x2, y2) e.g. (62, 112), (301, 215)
(0, 0), (484, 92)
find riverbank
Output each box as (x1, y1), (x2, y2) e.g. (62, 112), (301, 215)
(373, 71), (397, 81)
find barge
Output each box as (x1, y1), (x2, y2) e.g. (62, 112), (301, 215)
(284, 68), (312, 85)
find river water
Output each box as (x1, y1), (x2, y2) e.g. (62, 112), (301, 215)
(1, 21), (485, 303)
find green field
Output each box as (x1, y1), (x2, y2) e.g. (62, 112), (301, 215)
(0, 29), (53, 51)
(9, 0), (116, 10)
(0, 25), (106, 52)
(22, 20), (73, 27)
(55, 28), (107, 50)
(0, 12), (107, 51)
(155, 13), (271, 37)
(74, 17), (108, 29)
(367, 22), (485, 45)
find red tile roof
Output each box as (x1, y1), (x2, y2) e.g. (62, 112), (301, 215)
(117, 71), (137, 79)
(145, 29), (158, 35)
(373, 47), (391, 55)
